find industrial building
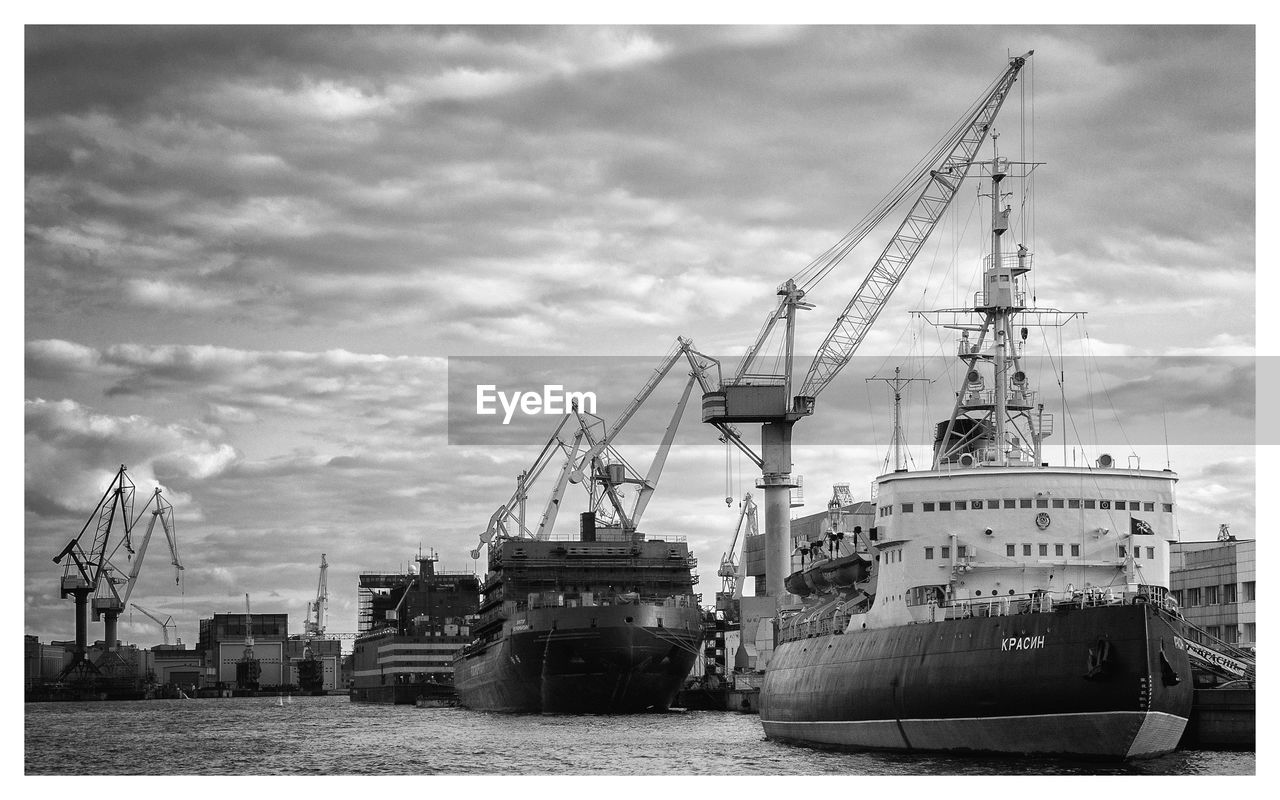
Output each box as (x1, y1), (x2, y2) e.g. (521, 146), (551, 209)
(197, 612), (290, 688)
(1170, 534), (1256, 650)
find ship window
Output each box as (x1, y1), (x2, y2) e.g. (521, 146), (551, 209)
(1008, 589), (1016, 595)
(1006, 544), (1016, 557)
(1129, 501), (1140, 510)
(1068, 499), (1081, 509)
(1003, 499), (1016, 509)
(1144, 502), (1155, 512)
(1036, 498), (1049, 508)
(1163, 503), (1174, 513)
(657, 618), (663, 628)
(971, 500), (983, 509)
(1051, 499), (1065, 509)
(1117, 501), (1129, 510)
(923, 502), (935, 512)
(924, 547), (934, 560)
(902, 503), (914, 513)
(1020, 498), (1032, 508)
(955, 500), (967, 510)
(1146, 547), (1155, 560)
(939, 501), (951, 511)
(957, 545), (967, 558)
(1118, 545), (1127, 558)
(941, 546), (951, 559)
(1071, 544), (1080, 557)
(1022, 544), (1032, 556)
(987, 499), (1000, 509)
(1084, 500), (1096, 509)
(1038, 544), (1048, 556)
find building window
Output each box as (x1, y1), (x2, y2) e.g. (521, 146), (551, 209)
(1243, 581), (1255, 602)
(1224, 583), (1237, 604)
(1224, 627), (1238, 644)
(1068, 499), (1081, 509)
(902, 503), (914, 513)
(1055, 544), (1064, 556)
(1187, 587), (1202, 606)
(955, 500), (967, 511)
(1052, 498), (1065, 509)
(1206, 585), (1218, 605)
(924, 547), (934, 560)
(923, 502), (935, 512)
(941, 546), (951, 559)
(1022, 544), (1032, 556)
(1163, 503), (1174, 513)
(1071, 544), (1080, 557)
(1006, 544), (1016, 557)
(1084, 499), (1096, 509)
(1245, 623), (1256, 643)
(1036, 498), (1049, 508)
(957, 545), (967, 558)
(1171, 589), (1183, 607)
(1206, 626), (1220, 640)
(1038, 544), (1048, 556)
(939, 501), (951, 511)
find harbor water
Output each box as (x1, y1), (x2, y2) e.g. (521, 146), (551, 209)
(25, 695), (1253, 776)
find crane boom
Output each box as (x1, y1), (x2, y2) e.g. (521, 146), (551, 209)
(798, 52), (1032, 399)
(131, 603), (175, 646)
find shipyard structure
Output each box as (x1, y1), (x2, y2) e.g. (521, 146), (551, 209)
(349, 552), (480, 704)
(26, 610), (343, 700)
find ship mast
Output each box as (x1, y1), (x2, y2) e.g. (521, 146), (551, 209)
(918, 138), (1079, 470)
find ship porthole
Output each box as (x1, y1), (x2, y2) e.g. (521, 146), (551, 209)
(625, 617), (634, 624)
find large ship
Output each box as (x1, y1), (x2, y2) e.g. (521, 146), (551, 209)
(454, 346), (709, 712)
(695, 52), (1250, 759)
(350, 551), (480, 704)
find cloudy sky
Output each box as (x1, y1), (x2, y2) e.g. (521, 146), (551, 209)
(22, 25), (1257, 649)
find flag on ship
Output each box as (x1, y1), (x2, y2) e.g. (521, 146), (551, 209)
(1130, 517), (1155, 535)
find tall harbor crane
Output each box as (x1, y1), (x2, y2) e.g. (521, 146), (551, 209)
(131, 603), (178, 646)
(51, 465), (137, 680)
(700, 52), (1032, 599)
(304, 554), (329, 637)
(237, 593), (260, 690)
(472, 336), (749, 554)
(717, 493), (757, 599)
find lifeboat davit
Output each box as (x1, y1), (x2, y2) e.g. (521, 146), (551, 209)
(820, 553), (871, 589)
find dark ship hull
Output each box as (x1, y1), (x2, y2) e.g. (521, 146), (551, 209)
(761, 602), (1193, 759)
(454, 603), (701, 713)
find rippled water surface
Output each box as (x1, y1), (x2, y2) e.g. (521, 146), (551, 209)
(25, 695), (1254, 776)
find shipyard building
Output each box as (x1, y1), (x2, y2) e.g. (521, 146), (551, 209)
(1170, 536), (1256, 650)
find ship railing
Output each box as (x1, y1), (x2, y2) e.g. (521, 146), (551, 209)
(533, 533), (688, 543)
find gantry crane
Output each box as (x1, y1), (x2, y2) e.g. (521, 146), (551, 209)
(304, 554), (329, 637)
(700, 52), (1032, 600)
(51, 465), (137, 680)
(131, 603), (178, 646)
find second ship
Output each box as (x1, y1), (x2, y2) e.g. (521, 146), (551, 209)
(454, 347), (712, 712)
